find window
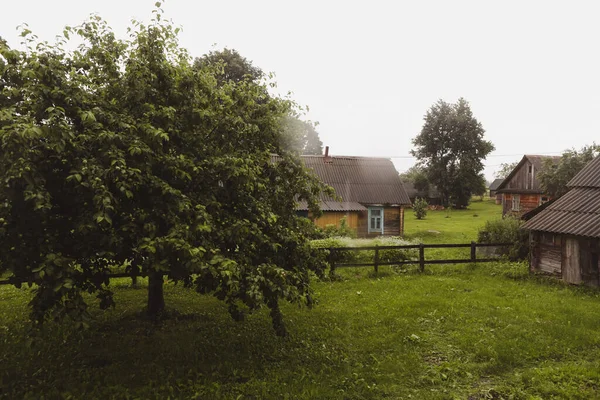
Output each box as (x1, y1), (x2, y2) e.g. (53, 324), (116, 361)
(539, 196), (549, 206)
(511, 194), (520, 211)
(368, 207), (384, 234)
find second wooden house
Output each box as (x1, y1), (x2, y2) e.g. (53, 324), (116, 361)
(495, 155), (560, 217)
(281, 150), (411, 237)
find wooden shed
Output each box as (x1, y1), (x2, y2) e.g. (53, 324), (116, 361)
(495, 155), (560, 217)
(275, 150), (411, 238)
(522, 155), (600, 285)
(488, 178), (504, 204)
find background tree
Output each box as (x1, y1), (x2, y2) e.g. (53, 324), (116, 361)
(280, 116), (323, 155)
(539, 144), (600, 197)
(0, 8), (329, 336)
(411, 98), (495, 208)
(494, 161), (518, 179)
(399, 165), (430, 193)
(193, 48), (263, 84)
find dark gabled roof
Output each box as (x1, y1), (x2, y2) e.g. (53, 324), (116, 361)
(523, 155), (600, 238)
(274, 154), (411, 209)
(489, 178), (504, 191)
(402, 181), (440, 199)
(496, 154), (561, 192)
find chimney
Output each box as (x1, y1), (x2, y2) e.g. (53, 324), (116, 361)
(324, 146), (332, 163)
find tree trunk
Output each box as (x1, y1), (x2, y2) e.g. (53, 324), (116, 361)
(147, 271), (165, 317)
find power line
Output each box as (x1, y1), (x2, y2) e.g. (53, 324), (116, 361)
(386, 152), (563, 159)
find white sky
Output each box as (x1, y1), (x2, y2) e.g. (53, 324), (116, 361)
(2, 0), (599, 181)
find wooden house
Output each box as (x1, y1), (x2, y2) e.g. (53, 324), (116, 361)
(522, 155), (600, 286)
(279, 150), (411, 237)
(488, 178), (504, 204)
(495, 155), (560, 217)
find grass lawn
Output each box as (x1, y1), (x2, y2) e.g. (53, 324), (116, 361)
(404, 197), (502, 244)
(2, 198), (600, 399)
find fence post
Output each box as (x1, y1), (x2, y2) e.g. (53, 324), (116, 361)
(471, 241), (476, 262)
(419, 243), (425, 272)
(329, 247), (336, 276)
(374, 245), (379, 275)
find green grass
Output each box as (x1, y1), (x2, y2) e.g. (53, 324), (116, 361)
(404, 197), (502, 244)
(2, 199), (599, 399)
(2, 265), (600, 399)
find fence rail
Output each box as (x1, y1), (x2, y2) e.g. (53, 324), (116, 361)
(0, 242), (512, 286)
(328, 241), (512, 274)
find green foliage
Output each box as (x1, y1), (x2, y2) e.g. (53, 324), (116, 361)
(400, 165), (431, 193)
(539, 143), (600, 197)
(280, 115), (324, 155)
(411, 98), (495, 208)
(413, 197), (429, 220)
(494, 161), (518, 179)
(322, 215), (356, 238)
(0, 8), (328, 335)
(193, 47), (263, 84)
(478, 216), (529, 260)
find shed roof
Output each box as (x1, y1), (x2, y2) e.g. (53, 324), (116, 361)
(402, 181), (440, 199)
(274, 154), (411, 209)
(523, 155), (600, 238)
(567, 154), (600, 188)
(489, 178), (504, 191)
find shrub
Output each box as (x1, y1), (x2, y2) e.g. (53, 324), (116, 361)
(413, 197), (428, 219)
(309, 236), (418, 271)
(478, 217), (529, 260)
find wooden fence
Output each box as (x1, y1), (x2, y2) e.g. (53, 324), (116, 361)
(0, 242), (512, 286)
(327, 241), (512, 274)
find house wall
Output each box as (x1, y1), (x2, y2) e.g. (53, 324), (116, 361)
(357, 206), (404, 238)
(530, 231), (562, 275)
(313, 211), (359, 230)
(531, 232), (600, 286)
(502, 193), (544, 216)
(563, 236), (582, 284)
(502, 160), (540, 191)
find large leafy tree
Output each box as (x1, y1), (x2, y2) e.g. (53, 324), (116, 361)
(539, 144), (600, 197)
(194, 49), (323, 155)
(0, 8), (327, 336)
(411, 98), (495, 208)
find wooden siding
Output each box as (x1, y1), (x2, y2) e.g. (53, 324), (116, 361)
(502, 193), (545, 217)
(531, 231), (562, 275)
(580, 238), (600, 287)
(530, 232), (600, 286)
(563, 237), (582, 284)
(502, 160), (541, 191)
(313, 211), (359, 230)
(357, 206), (403, 238)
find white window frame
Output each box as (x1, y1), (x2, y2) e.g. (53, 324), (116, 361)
(368, 207), (384, 234)
(511, 194), (520, 211)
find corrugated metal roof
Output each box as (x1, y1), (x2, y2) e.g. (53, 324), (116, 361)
(523, 186), (600, 238)
(299, 155), (411, 206)
(296, 200), (367, 212)
(567, 155), (600, 188)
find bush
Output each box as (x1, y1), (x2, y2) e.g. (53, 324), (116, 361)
(478, 217), (529, 260)
(413, 197), (428, 219)
(309, 237), (418, 271)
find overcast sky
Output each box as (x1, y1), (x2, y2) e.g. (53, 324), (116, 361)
(2, 0), (599, 181)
